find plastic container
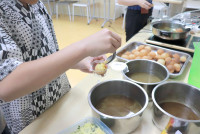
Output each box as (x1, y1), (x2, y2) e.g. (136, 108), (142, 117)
(58, 117), (113, 134)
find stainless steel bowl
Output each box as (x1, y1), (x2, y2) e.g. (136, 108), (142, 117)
(152, 82), (200, 134)
(122, 59), (169, 99)
(152, 20), (190, 40)
(88, 80), (148, 134)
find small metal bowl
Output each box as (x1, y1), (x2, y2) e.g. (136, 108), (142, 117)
(88, 80), (148, 134)
(152, 82), (200, 134)
(122, 59), (169, 99)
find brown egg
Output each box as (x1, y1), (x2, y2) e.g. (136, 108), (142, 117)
(144, 46), (152, 52)
(140, 49), (148, 57)
(174, 63), (181, 72)
(148, 56), (153, 60)
(149, 51), (156, 58)
(161, 53), (169, 59)
(157, 59), (165, 65)
(157, 49), (165, 55)
(169, 52), (173, 57)
(173, 53), (180, 59)
(167, 64), (175, 73)
(121, 54), (129, 59)
(176, 28), (183, 33)
(180, 56), (187, 62)
(134, 51), (140, 57)
(174, 57), (180, 64)
(169, 60), (176, 65)
(129, 54), (136, 59)
(142, 56), (149, 59)
(137, 45), (145, 51)
(125, 51), (131, 55)
(165, 57), (172, 65)
(135, 56), (142, 59)
(155, 55), (161, 60)
(131, 49), (137, 54)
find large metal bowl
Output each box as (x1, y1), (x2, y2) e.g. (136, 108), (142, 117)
(122, 59), (169, 99)
(152, 82), (200, 134)
(152, 20), (190, 40)
(88, 80), (148, 134)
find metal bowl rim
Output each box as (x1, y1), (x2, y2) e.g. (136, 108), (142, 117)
(152, 81), (200, 122)
(88, 79), (149, 119)
(123, 59), (170, 85)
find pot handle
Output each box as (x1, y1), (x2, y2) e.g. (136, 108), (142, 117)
(160, 31), (171, 37)
(123, 64), (129, 73)
(185, 28), (191, 32)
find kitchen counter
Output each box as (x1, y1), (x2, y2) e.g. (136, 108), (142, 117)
(19, 24), (192, 134)
(153, 0), (183, 4)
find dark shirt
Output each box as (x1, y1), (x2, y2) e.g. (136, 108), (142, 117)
(128, 0), (152, 10)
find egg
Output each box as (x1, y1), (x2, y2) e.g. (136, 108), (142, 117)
(180, 56), (187, 62)
(125, 51), (131, 55)
(144, 46), (152, 52)
(155, 55), (162, 60)
(149, 51), (156, 58)
(131, 49), (137, 54)
(157, 59), (165, 65)
(174, 63), (181, 72)
(142, 56), (149, 59)
(121, 54), (129, 59)
(157, 49), (165, 55)
(137, 45), (145, 51)
(174, 57), (180, 64)
(147, 56), (153, 60)
(175, 28), (183, 33)
(165, 57), (172, 65)
(169, 60), (176, 65)
(94, 63), (107, 75)
(129, 54), (136, 59)
(161, 53), (169, 59)
(173, 53), (180, 59)
(135, 56), (142, 59)
(167, 64), (175, 73)
(140, 49), (148, 57)
(134, 51), (140, 57)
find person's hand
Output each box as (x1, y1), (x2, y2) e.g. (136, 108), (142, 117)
(80, 29), (121, 57)
(137, 0), (153, 10)
(72, 55), (107, 73)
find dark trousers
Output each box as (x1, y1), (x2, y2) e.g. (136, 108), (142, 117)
(125, 9), (152, 42)
(2, 125), (10, 134)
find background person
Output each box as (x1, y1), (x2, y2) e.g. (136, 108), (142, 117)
(118, 0), (153, 41)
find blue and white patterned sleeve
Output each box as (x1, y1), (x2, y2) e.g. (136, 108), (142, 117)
(0, 17), (24, 104)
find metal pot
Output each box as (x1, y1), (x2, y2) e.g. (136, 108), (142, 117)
(152, 82), (200, 134)
(122, 59), (169, 99)
(88, 80), (148, 134)
(152, 20), (190, 40)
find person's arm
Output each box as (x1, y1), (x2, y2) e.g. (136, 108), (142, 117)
(0, 29), (121, 102)
(118, 0), (153, 10)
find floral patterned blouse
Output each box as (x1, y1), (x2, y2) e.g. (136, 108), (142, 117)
(0, 0), (71, 133)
